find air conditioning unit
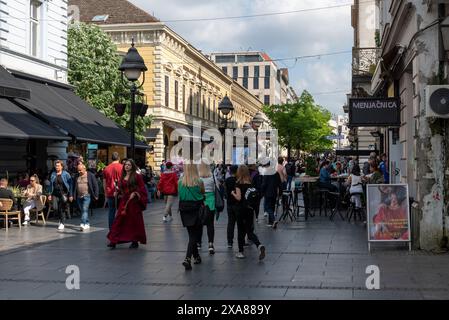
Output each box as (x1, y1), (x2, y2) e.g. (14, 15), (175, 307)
(425, 85), (449, 118)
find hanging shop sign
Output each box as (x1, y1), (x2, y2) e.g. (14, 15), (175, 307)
(349, 98), (400, 127)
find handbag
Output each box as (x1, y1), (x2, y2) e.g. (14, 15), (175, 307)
(213, 174), (224, 213)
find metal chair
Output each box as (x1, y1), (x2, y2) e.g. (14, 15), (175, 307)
(347, 193), (364, 222)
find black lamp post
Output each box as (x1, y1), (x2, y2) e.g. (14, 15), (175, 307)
(218, 94), (234, 165)
(251, 112), (264, 162)
(117, 39), (148, 160)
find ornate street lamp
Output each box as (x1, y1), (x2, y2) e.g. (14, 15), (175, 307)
(117, 38), (148, 160)
(218, 94), (234, 165)
(251, 112), (264, 162)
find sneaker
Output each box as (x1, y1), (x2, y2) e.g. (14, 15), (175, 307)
(235, 252), (245, 259)
(258, 245), (266, 260)
(163, 216), (168, 222)
(227, 243), (233, 249)
(264, 212), (268, 217)
(167, 215), (173, 222)
(22, 220), (29, 226)
(208, 243), (215, 255)
(182, 258), (192, 270)
(193, 255), (202, 264)
(107, 242), (116, 249)
(84, 224), (90, 230)
(129, 242), (139, 249)
(57, 223), (65, 231)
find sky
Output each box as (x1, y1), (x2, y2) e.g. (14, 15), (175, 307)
(129, 0), (354, 116)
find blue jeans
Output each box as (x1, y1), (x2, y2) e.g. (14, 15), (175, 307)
(77, 195), (91, 225)
(287, 175), (293, 190)
(147, 186), (156, 203)
(107, 197), (116, 230)
(264, 197), (277, 224)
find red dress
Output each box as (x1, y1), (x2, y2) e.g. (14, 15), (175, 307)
(107, 174), (148, 244)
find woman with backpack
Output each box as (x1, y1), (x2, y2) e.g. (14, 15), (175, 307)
(231, 165), (265, 260)
(157, 161), (178, 222)
(178, 164), (205, 270)
(198, 162), (219, 254)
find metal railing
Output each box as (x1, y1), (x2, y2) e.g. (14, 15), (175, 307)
(352, 47), (381, 76)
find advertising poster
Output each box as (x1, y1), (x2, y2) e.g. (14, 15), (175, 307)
(366, 184), (410, 242)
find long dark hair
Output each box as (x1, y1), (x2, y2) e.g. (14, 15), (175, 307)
(122, 159), (138, 192)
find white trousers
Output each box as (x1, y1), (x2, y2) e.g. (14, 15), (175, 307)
(23, 200), (36, 220)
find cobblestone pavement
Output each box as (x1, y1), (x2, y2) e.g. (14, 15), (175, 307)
(1, 199), (448, 300)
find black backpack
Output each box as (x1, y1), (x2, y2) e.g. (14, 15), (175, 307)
(244, 187), (259, 210)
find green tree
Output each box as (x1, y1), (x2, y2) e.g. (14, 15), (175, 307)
(263, 91), (333, 158)
(67, 23), (151, 140)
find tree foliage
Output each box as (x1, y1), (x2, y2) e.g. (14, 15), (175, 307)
(68, 23), (151, 140)
(263, 91), (333, 156)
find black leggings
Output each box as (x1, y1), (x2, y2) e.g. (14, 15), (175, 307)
(199, 210), (215, 244)
(186, 224), (202, 259)
(237, 206), (261, 252)
(52, 195), (67, 224)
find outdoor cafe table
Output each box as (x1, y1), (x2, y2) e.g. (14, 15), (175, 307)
(297, 176), (319, 220)
(330, 173), (349, 195)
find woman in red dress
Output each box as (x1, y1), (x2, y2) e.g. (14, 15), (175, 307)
(107, 159), (147, 249)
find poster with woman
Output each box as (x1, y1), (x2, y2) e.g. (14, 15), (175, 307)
(366, 184), (410, 242)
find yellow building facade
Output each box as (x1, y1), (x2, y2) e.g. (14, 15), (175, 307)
(100, 23), (262, 170)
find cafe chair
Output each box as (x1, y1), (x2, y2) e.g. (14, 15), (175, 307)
(0, 198), (21, 231)
(347, 193), (364, 222)
(29, 195), (47, 225)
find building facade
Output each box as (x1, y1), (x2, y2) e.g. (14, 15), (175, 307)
(70, 0), (263, 171)
(370, 0), (449, 250)
(346, 0), (380, 157)
(209, 51), (292, 106)
(0, 0), (139, 177)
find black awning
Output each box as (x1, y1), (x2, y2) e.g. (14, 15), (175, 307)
(12, 75), (147, 148)
(144, 128), (160, 140)
(336, 149), (379, 157)
(0, 66), (31, 99)
(0, 98), (69, 140)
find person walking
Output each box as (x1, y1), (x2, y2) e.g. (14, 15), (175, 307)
(225, 165), (238, 248)
(249, 164), (263, 222)
(103, 152), (123, 230)
(48, 160), (73, 231)
(198, 162), (219, 254)
(73, 163), (99, 231)
(107, 159), (147, 249)
(261, 163), (282, 227)
(231, 165), (265, 260)
(22, 174), (43, 226)
(178, 164), (205, 270)
(157, 161), (178, 222)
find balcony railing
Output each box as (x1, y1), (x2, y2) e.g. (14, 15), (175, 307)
(352, 47), (381, 76)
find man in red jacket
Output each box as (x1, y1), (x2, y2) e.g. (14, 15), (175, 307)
(157, 161), (178, 222)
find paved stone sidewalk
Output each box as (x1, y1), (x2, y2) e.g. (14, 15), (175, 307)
(1, 199), (449, 300)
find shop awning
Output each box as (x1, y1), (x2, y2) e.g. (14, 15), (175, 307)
(0, 66), (30, 99)
(12, 73), (147, 148)
(143, 128), (160, 141)
(0, 98), (70, 140)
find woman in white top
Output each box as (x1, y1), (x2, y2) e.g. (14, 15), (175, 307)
(346, 164), (363, 209)
(22, 174), (43, 225)
(198, 162), (220, 254)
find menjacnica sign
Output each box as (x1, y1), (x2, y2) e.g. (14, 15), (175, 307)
(349, 97), (400, 127)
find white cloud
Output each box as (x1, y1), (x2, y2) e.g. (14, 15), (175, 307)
(130, 0), (353, 114)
